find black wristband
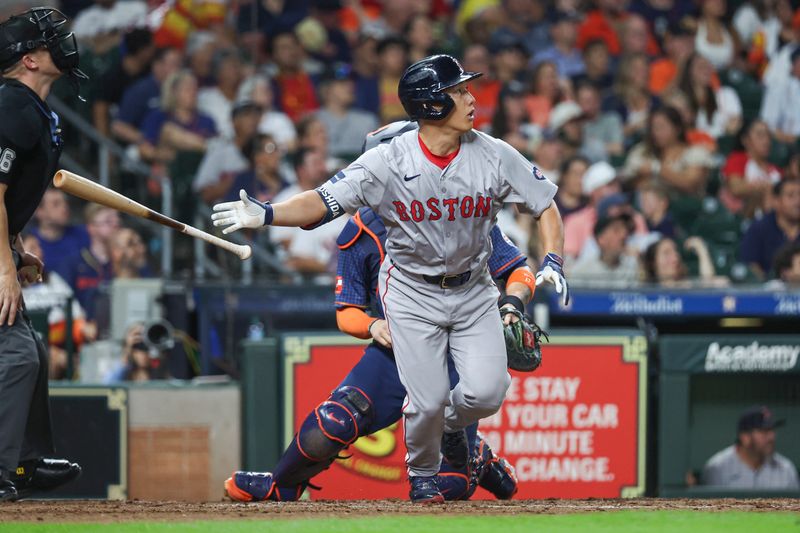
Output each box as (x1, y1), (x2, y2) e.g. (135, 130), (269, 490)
(499, 294), (525, 314)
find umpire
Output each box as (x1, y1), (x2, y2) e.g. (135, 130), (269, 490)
(0, 7), (86, 501)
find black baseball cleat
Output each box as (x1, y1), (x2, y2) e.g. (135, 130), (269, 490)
(442, 429), (469, 469)
(14, 458), (82, 497)
(0, 478), (18, 502)
(409, 475), (444, 504)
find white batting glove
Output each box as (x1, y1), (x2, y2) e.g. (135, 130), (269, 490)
(211, 189), (272, 235)
(535, 253), (570, 306)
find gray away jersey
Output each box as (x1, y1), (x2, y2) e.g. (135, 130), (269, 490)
(318, 129), (558, 276)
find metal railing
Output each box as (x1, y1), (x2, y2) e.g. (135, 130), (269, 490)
(47, 96), (283, 280)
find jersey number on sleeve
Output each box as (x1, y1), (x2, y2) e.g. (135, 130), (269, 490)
(0, 148), (16, 174)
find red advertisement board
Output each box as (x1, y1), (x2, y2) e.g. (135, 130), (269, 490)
(283, 333), (647, 500)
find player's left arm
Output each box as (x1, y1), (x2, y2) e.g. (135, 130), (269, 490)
(534, 201), (569, 306)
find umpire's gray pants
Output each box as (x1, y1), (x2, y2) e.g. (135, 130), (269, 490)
(0, 311), (54, 475)
(380, 262), (510, 477)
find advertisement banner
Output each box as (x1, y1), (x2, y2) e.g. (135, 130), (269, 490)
(283, 332), (647, 500)
(660, 335), (800, 374)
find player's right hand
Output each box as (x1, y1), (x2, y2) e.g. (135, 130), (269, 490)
(369, 319), (392, 348)
(211, 189), (271, 234)
(0, 272), (22, 326)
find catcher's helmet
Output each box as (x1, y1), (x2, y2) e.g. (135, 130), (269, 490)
(0, 7), (86, 81)
(398, 54), (482, 121)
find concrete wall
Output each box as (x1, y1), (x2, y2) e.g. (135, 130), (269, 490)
(127, 383), (240, 501)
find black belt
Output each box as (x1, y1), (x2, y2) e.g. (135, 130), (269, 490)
(422, 271), (471, 288)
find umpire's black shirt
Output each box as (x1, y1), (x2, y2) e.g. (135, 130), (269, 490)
(0, 78), (63, 235)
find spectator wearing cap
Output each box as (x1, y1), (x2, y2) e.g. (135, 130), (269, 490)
(269, 31), (320, 123)
(740, 178), (800, 278)
(531, 11), (586, 80)
(488, 32), (530, 84)
(649, 18), (697, 96)
(563, 161), (622, 259)
(490, 0), (552, 56)
(761, 47), (800, 145)
(604, 53), (660, 142)
(549, 100), (606, 163)
(623, 105), (713, 196)
(197, 49), (245, 140)
(525, 60), (565, 129)
(93, 28), (156, 137)
(570, 207), (640, 285)
(463, 44), (502, 131)
(315, 63), (379, 159)
(702, 406), (799, 490)
(376, 36), (410, 122)
(237, 74), (297, 152)
(555, 156), (589, 220)
(576, 81), (624, 160)
(194, 101), (263, 205)
(112, 47), (184, 147)
(678, 53), (742, 140)
(771, 242), (800, 288)
(628, 0), (698, 48)
(720, 120), (782, 218)
(695, 0), (736, 71)
(224, 134), (289, 204)
(571, 39), (614, 97)
(489, 80), (538, 155)
(565, 162), (652, 259)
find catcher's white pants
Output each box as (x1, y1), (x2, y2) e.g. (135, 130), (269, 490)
(379, 260), (510, 478)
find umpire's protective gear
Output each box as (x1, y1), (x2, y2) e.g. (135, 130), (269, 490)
(0, 7), (87, 81)
(398, 54), (482, 121)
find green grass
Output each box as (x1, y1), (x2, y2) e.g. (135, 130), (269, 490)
(1, 511), (797, 533)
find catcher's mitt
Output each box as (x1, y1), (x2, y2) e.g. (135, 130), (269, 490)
(499, 308), (548, 372)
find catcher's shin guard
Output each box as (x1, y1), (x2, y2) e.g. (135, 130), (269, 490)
(273, 386), (374, 488)
(475, 434), (518, 499)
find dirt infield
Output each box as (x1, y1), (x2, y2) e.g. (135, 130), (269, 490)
(1, 498), (798, 523)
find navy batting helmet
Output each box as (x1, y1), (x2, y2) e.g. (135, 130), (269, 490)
(398, 54), (482, 121)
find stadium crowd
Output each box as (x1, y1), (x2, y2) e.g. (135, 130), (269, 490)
(5, 0), (800, 303)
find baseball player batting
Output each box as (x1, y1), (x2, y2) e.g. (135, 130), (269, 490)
(212, 55), (568, 503)
(224, 121), (542, 503)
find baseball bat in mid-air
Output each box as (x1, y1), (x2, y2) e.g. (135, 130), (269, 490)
(53, 170), (252, 260)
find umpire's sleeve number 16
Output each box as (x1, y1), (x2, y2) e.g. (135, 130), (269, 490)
(0, 148), (16, 174)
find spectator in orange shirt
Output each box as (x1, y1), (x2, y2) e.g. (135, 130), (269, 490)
(577, 0), (660, 56)
(526, 60), (565, 129)
(269, 31), (319, 122)
(462, 44), (502, 131)
(649, 18), (697, 96)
